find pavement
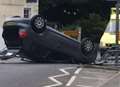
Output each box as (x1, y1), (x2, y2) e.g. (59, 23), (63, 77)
(0, 58), (119, 87)
(0, 27), (6, 51)
(65, 66), (119, 87)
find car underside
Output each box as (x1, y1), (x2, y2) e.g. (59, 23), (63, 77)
(1, 15), (98, 64)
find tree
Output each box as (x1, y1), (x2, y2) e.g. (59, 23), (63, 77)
(39, 0), (112, 23)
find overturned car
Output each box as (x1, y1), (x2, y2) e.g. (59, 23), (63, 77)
(2, 15), (98, 64)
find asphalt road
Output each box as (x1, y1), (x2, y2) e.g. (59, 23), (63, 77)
(0, 60), (78, 87)
(0, 58), (120, 87)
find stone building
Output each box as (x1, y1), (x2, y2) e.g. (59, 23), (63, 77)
(0, 0), (38, 26)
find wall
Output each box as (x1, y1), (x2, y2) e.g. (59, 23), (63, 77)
(0, 0), (26, 26)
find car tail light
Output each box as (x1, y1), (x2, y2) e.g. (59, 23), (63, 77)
(19, 29), (28, 39)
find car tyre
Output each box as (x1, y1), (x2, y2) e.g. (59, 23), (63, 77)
(80, 37), (98, 64)
(31, 15), (46, 33)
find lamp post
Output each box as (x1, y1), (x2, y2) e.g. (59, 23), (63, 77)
(116, 0), (120, 45)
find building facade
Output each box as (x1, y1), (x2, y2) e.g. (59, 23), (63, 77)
(0, 0), (38, 26)
(24, 0), (38, 18)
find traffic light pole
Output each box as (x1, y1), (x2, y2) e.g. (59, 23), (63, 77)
(116, 1), (120, 45)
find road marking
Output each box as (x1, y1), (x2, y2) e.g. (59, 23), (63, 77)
(43, 67), (75, 87)
(66, 68), (82, 86)
(66, 76), (76, 86)
(44, 77), (63, 87)
(75, 68), (82, 75)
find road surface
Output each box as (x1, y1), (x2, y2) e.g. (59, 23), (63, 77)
(0, 59), (119, 87)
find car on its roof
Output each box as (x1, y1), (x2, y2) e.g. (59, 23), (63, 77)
(2, 15), (98, 64)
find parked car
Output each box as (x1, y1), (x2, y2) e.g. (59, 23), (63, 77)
(2, 15), (98, 64)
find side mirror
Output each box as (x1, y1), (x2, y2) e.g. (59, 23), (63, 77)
(31, 15), (46, 33)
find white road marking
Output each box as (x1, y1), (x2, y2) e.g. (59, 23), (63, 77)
(44, 77), (63, 87)
(66, 76), (76, 86)
(66, 68), (82, 86)
(75, 68), (82, 75)
(43, 67), (75, 87)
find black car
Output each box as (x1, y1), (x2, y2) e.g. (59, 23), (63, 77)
(2, 15), (98, 64)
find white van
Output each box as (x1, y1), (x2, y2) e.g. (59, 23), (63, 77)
(100, 19), (120, 48)
(100, 8), (120, 54)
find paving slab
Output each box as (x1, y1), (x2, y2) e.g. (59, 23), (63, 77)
(68, 65), (120, 87)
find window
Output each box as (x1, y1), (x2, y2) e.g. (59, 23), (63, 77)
(26, 0), (37, 3)
(24, 8), (31, 18)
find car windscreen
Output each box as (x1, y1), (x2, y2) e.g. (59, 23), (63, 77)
(105, 20), (120, 33)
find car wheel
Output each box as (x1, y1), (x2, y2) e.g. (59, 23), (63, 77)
(80, 38), (98, 64)
(31, 15), (46, 33)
